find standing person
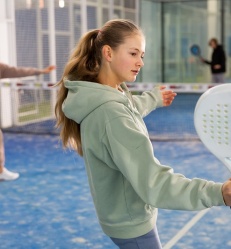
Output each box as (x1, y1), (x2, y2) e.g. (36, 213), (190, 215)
(0, 62), (56, 181)
(201, 38), (226, 83)
(55, 19), (231, 249)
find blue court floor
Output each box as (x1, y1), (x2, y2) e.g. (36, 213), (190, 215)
(0, 133), (231, 249)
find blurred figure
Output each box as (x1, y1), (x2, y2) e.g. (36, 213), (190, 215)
(0, 63), (56, 78)
(201, 38), (226, 83)
(0, 62), (56, 181)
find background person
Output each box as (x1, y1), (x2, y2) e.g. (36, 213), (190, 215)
(0, 62), (56, 181)
(201, 38), (226, 83)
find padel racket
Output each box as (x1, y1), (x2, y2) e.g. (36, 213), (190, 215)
(194, 84), (231, 172)
(190, 44), (202, 59)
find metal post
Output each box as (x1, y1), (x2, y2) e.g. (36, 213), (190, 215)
(109, 0), (114, 20)
(80, 0), (87, 35)
(135, 0), (139, 24)
(69, 0), (75, 49)
(47, 0), (56, 83)
(0, 0), (16, 127)
(221, 0), (225, 46)
(36, 0), (43, 81)
(160, 2), (165, 83)
(97, 0), (103, 28)
(47, 0), (56, 117)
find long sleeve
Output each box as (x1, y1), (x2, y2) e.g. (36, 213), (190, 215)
(103, 114), (225, 210)
(0, 62), (42, 79)
(203, 59), (211, 65)
(131, 86), (163, 118)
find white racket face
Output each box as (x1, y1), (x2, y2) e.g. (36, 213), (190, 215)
(194, 84), (231, 172)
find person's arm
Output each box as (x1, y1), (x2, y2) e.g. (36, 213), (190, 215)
(40, 65), (56, 74)
(0, 63), (55, 79)
(201, 58), (211, 65)
(131, 86), (176, 118)
(102, 114), (226, 210)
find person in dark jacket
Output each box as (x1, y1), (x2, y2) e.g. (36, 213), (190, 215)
(201, 38), (226, 83)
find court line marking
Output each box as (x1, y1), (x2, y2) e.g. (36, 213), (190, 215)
(163, 208), (210, 249)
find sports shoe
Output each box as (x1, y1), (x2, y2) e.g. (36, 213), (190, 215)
(0, 168), (19, 181)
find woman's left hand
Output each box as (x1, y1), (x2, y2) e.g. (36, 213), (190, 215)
(160, 86), (177, 107)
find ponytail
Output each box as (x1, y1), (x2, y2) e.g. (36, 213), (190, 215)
(64, 29), (101, 82)
(55, 29), (102, 155)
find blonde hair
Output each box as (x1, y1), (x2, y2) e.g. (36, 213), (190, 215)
(55, 19), (143, 156)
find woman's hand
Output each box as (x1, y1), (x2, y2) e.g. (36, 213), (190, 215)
(160, 86), (177, 107)
(42, 65), (56, 74)
(214, 64), (221, 70)
(222, 179), (231, 206)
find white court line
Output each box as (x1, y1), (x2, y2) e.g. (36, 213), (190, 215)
(163, 208), (210, 249)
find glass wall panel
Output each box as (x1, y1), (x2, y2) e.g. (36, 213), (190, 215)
(140, 0), (161, 82)
(163, 2), (212, 83)
(140, 0), (231, 83)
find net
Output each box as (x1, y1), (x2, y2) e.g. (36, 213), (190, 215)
(0, 79), (57, 135)
(0, 80), (221, 141)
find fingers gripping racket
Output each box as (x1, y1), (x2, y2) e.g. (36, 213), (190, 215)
(194, 84), (231, 172)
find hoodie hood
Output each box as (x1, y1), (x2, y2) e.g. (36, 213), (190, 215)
(62, 80), (130, 124)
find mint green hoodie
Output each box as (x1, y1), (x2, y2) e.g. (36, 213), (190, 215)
(62, 80), (225, 239)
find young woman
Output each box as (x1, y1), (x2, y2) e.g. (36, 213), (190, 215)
(55, 19), (231, 249)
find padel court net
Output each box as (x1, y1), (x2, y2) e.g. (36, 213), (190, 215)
(0, 80), (222, 140)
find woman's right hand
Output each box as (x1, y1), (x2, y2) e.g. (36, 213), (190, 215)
(159, 86), (177, 107)
(222, 179), (231, 206)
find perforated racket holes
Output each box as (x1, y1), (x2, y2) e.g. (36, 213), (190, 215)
(202, 104), (230, 145)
